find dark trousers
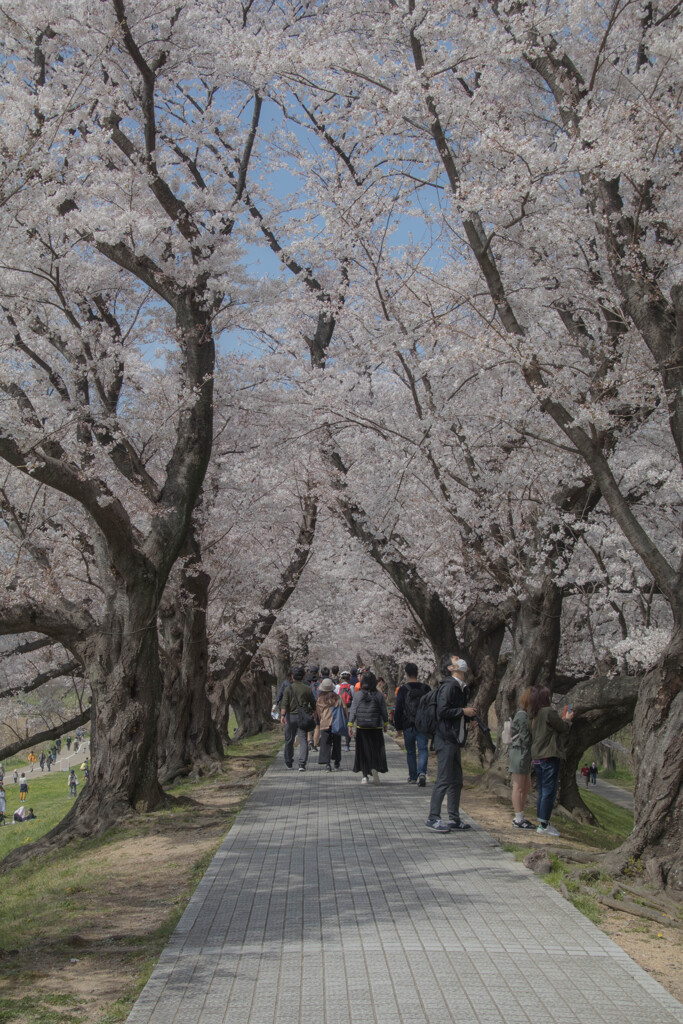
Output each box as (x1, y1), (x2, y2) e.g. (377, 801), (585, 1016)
(284, 713), (309, 768)
(318, 729), (341, 766)
(428, 740), (463, 822)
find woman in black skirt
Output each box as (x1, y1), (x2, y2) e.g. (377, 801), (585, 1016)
(348, 671), (388, 784)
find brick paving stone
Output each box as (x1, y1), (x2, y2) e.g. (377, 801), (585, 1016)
(127, 740), (683, 1024)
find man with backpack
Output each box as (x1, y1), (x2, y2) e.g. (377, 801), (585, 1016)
(394, 663), (431, 786)
(424, 655), (478, 833)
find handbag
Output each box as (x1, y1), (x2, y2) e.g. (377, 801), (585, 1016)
(331, 702), (347, 735)
(297, 706), (316, 732)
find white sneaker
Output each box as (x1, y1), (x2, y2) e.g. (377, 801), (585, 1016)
(372, 769), (380, 785)
(537, 823), (560, 837)
(361, 776), (369, 784)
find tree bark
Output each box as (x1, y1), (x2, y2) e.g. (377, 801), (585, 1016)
(231, 665), (277, 741)
(477, 580), (562, 794)
(604, 627), (683, 890)
(495, 580), (563, 729)
(157, 524), (223, 785)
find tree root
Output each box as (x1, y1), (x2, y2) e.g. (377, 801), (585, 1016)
(588, 889), (683, 930)
(542, 847), (601, 864)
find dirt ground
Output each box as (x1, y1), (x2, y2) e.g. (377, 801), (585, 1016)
(457, 764), (683, 1004)
(0, 739), (681, 1022)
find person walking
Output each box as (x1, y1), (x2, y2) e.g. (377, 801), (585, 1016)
(317, 679), (343, 771)
(348, 671), (388, 784)
(68, 770), (79, 798)
(394, 662), (430, 786)
(530, 687), (574, 837)
(0, 783), (6, 822)
(19, 773), (28, 802)
(509, 687), (534, 829)
(426, 655), (478, 833)
(281, 667), (317, 772)
(589, 761), (598, 785)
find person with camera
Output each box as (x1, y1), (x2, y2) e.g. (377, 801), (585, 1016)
(425, 655), (478, 833)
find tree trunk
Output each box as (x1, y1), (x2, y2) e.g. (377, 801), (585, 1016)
(466, 617), (507, 763)
(604, 627), (683, 890)
(479, 581), (562, 795)
(495, 580), (563, 728)
(558, 674), (640, 823)
(157, 527), (223, 784)
(231, 666), (277, 741)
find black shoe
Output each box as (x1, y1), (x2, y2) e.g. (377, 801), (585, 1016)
(298, 766), (306, 772)
(448, 819), (471, 831)
(334, 763), (341, 770)
(512, 818), (535, 829)
(417, 774), (426, 787)
(285, 763), (293, 769)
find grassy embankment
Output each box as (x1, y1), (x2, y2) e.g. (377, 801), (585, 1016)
(0, 727), (283, 1024)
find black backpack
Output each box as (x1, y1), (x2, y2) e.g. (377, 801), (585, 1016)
(403, 684), (430, 728)
(414, 686), (440, 738)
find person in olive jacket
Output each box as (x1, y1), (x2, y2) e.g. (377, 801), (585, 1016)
(281, 667), (317, 772)
(530, 687), (574, 837)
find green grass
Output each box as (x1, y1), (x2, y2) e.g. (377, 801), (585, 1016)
(0, 996), (85, 1024)
(581, 790), (634, 839)
(599, 765), (635, 792)
(0, 773), (79, 859)
(0, 731), (285, 1024)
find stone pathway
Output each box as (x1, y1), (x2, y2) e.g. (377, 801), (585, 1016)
(127, 742), (682, 1024)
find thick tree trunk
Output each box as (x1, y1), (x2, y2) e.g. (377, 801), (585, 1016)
(479, 581), (562, 795)
(496, 580), (563, 727)
(604, 627), (683, 890)
(157, 528), (223, 784)
(558, 675), (640, 823)
(1, 587), (166, 872)
(231, 666), (277, 740)
(466, 617), (507, 763)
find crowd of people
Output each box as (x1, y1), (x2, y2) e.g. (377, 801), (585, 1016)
(275, 655), (579, 837)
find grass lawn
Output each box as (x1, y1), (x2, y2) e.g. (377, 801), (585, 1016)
(599, 765), (635, 792)
(0, 773), (76, 859)
(0, 728), (284, 1024)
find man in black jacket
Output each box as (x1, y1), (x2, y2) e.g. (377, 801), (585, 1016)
(394, 663), (431, 786)
(426, 655), (477, 833)
(281, 667), (317, 771)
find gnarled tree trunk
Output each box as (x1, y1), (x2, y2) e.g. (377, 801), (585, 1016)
(157, 524), (223, 784)
(478, 580), (562, 796)
(604, 628), (683, 890)
(231, 665), (277, 741)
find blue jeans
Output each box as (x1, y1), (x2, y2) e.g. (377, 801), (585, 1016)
(534, 757), (560, 823)
(403, 725), (429, 780)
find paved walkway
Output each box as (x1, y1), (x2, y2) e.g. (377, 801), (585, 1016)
(576, 774), (635, 812)
(128, 742), (682, 1024)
